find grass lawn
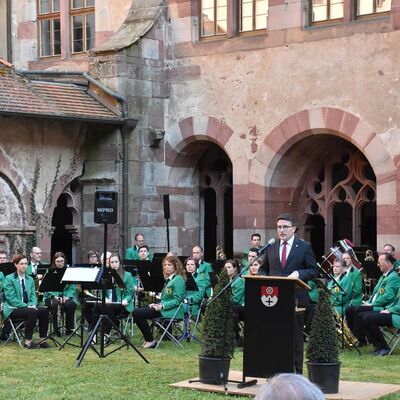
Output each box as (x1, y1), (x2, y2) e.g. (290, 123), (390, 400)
(0, 334), (399, 400)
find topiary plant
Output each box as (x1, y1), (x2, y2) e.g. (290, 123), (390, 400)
(200, 269), (235, 359)
(306, 289), (339, 363)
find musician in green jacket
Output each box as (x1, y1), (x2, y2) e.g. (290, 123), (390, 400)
(133, 254), (186, 348)
(361, 286), (400, 355)
(42, 252), (78, 336)
(0, 270), (4, 291)
(192, 245), (213, 274)
(89, 253), (136, 340)
(328, 258), (354, 316)
(125, 233), (153, 261)
(342, 252), (363, 306)
(345, 253), (400, 347)
(184, 257), (208, 317)
(3, 254), (49, 349)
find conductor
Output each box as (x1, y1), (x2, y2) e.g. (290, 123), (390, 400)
(258, 213), (317, 374)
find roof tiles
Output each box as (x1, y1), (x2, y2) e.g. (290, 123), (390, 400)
(0, 61), (123, 123)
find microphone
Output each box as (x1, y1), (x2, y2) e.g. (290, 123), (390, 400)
(257, 238), (276, 255)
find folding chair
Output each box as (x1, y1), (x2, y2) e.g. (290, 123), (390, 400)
(382, 326), (400, 355)
(153, 303), (184, 349)
(118, 312), (134, 338)
(3, 317), (25, 348)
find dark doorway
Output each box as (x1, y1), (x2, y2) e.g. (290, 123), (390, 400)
(203, 188), (217, 261)
(360, 202), (377, 249)
(224, 187), (233, 258)
(51, 194), (73, 263)
(305, 214), (325, 261)
(198, 145), (233, 262)
(332, 202), (353, 244)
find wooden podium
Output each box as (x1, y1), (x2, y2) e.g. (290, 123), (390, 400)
(242, 276), (310, 381)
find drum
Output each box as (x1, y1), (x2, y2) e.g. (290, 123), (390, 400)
(320, 247), (343, 274)
(338, 239), (363, 271)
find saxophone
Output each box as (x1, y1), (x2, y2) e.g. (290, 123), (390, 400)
(334, 310), (357, 349)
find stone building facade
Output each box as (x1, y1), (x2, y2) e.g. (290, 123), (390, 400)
(1, 0), (399, 263)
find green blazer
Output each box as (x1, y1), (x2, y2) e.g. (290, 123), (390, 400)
(231, 276), (245, 306)
(160, 274), (186, 319)
(347, 266), (363, 306)
(3, 273), (37, 319)
(367, 269), (400, 310)
(307, 280), (319, 303)
(42, 283), (79, 305)
(328, 274), (353, 316)
(125, 247), (153, 261)
(198, 261), (213, 275)
(186, 273), (207, 317)
(0, 271), (4, 291)
(388, 288), (400, 329)
(103, 271), (137, 313)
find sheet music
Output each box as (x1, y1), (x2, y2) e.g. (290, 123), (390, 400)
(62, 267), (101, 282)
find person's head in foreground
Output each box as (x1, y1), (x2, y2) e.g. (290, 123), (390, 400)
(255, 373), (324, 400)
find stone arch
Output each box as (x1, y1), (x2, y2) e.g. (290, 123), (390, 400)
(166, 116), (236, 167)
(251, 107), (395, 187)
(164, 116), (240, 256)
(0, 148), (32, 222)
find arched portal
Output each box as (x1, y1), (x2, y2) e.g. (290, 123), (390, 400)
(198, 146), (233, 259)
(267, 135), (376, 254)
(51, 179), (82, 264)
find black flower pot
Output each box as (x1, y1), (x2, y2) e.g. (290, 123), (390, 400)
(307, 361), (341, 394)
(199, 356), (231, 385)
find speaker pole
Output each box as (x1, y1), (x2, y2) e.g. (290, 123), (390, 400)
(166, 217), (170, 253)
(163, 194), (171, 253)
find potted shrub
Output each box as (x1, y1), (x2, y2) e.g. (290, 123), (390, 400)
(306, 288), (341, 394)
(199, 269), (235, 385)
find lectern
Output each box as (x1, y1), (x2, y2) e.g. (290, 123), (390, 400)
(242, 276), (310, 380)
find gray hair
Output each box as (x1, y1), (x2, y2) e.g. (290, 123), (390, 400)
(256, 374), (324, 400)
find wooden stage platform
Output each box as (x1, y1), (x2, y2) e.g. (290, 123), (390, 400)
(171, 370), (400, 399)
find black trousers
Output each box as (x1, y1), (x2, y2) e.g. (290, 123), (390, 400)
(9, 307), (49, 340)
(91, 303), (128, 335)
(47, 298), (77, 331)
(133, 307), (161, 342)
(361, 311), (393, 350)
(345, 305), (373, 341)
(232, 304), (245, 340)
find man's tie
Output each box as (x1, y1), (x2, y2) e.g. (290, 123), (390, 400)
(21, 278), (29, 303)
(281, 241), (287, 269)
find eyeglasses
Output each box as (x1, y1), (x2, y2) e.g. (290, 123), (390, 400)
(277, 225), (293, 231)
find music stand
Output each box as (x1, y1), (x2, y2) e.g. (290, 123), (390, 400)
(0, 262), (15, 276)
(37, 268), (67, 347)
(72, 266), (149, 367)
(125, 260), (165, 294)
(58, 264), (103, 350)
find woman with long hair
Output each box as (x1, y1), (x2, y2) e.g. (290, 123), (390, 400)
(133, 254), (186, 348)
(2, 254), (49, 348)
(43, 252), (78, 336)
(89, 253), (137, 341)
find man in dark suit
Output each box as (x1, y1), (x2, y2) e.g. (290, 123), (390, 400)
(259, 213), (317, 374)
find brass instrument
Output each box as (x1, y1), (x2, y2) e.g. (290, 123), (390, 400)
(216, 245), (226, 261)
(334, 310), (357, 349)
(365, 250), (374, 262)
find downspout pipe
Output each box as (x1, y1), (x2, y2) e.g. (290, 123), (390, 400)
(6, 0), (12, 63)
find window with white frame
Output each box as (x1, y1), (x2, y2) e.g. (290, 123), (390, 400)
(38, 0), (61, 57)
